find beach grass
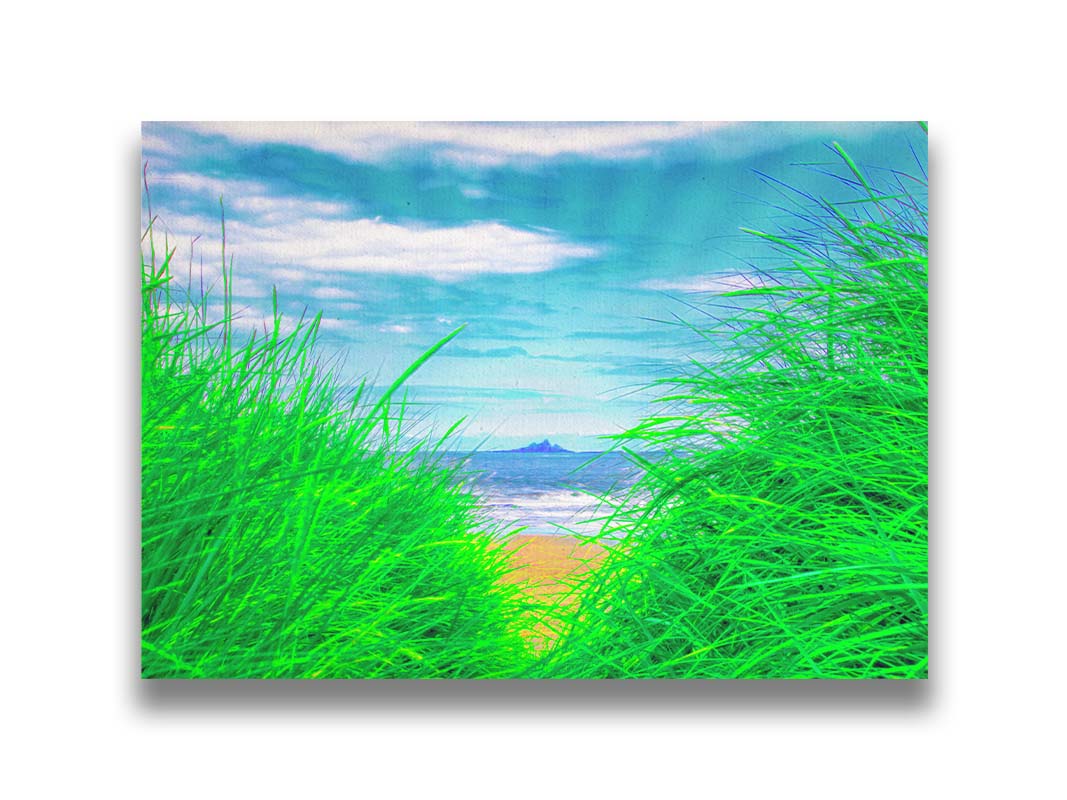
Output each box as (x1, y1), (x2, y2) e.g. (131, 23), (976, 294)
(140, 204), (531, 678)
(534, 141), (929, 678)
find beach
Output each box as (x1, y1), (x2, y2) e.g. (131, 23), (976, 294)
(496, 533), (606, 650)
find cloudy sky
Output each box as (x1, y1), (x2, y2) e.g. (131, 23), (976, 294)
(142, 121), (924, 451)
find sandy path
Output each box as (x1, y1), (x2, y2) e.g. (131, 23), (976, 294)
(496, 533), (606, 650)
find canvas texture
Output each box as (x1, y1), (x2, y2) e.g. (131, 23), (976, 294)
(141, 122), (928, 679)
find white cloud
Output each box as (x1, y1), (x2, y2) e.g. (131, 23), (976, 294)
(269, 267), (307, 282)
(148, 210), (602, 282)
(229, 195), (348, 220)
(230, 276), (271, 298)
(142, 133), (177, 155)
(640, 272), (774, 293)
(309, 286), (359, 300)
(316, 317), (355, 331)
(379, 323), (413, 334)
(178, 121), (731, 166)
(144, 168), (350, 228)
(150, 171), (268, 199)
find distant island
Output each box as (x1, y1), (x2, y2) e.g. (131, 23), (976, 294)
(500, 439), (573, 454)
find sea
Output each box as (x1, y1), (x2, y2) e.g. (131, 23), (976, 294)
(452, 451), (642, 537)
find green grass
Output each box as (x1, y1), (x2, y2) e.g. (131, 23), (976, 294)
(533, 142), (928, 678)
(141, 209), (531, 679)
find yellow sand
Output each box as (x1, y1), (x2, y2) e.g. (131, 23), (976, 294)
(495, 533), (606, 650)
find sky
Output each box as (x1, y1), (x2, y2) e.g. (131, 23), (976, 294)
(141, 121), (925, 451)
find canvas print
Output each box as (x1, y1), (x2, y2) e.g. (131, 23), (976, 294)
(141, 122), (928, 679)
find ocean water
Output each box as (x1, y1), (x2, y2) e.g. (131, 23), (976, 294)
(453, 451), (641, 537)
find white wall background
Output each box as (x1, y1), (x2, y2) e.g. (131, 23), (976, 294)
(3, 2), (1064, 797)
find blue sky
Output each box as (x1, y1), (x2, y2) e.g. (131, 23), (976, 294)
(142, 122), (924, 451)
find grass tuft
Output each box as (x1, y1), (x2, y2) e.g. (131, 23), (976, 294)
(141, 205), (531, 679)
(536, 142), (928, 679)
